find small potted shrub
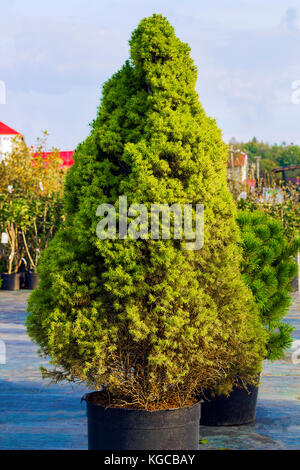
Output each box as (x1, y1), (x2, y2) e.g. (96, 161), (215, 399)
(0, 137), (30, 290)
(22, 136), (64, 289)
(26, 15), (266, 450)
(0, 199), (26, 290)
(200, 210), (300, 425)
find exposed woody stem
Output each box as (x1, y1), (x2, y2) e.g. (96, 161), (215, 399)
(7, 222), (16, 275)
(21, 229), (35, 270)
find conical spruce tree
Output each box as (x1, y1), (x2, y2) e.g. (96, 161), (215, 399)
(26, 14), (267, 408)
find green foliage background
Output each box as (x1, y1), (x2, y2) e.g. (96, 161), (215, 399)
(230, 137), (300, 176)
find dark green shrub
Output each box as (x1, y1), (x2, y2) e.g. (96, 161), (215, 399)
(238, 210), (300, 360)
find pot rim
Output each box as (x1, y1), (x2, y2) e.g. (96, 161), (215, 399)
(1, 272), (20, 276)
(82, 392), (202, 413)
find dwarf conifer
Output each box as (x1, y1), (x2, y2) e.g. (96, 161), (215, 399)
(238, 210), (300, 361)
(26, 15), (266, 408)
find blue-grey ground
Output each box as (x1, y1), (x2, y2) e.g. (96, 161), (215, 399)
(0, 291), (299, 450)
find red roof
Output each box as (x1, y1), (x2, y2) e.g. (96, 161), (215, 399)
(228, 152), (247, 168)
(33, 151), (75, 168)
(0, 121), (20, 135)
(57, 151), (74, 168)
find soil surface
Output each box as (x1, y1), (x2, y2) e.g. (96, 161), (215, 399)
(84, 390), (196, 410)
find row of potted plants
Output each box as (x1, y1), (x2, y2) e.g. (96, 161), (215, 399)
(0, 133), (64, 290)
(1, 270), (39, 291)
(25, 15), (299, 450)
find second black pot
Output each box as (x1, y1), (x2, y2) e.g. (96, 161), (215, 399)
(25, 272), (39, 290)
(83, 392), (201, 450)
(200, 383), (259, 426)
(1, 273), (20, 291)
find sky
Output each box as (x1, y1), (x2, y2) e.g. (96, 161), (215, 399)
(1, 0), (300, 150)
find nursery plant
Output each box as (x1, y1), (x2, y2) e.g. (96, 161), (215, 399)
(235, 181), (300, 241)
(22, 142), (64, 274)
(0, 134), (64, 279)
(200, 210), (299, 426)
(0, 137), (30, 275)
(238, 210), (300, 360)
(0, 197), (26, 274)
(26, 14), (266, 449)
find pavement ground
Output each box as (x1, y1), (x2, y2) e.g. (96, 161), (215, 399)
(0, 291), (299, 450)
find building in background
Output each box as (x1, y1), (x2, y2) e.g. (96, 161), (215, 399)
(227, 151), (248, 184)
(271, 165), (300, 186)
(0, 121), (21, 159)
(0, 121), (74, 167)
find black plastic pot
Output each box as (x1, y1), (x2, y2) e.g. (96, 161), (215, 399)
(83, 392), (201, 450)
(25, 272), (39, 290)
(1, 273), (21, 291)
(19, 271), (26, 289)
(200, 383), (259, 426)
